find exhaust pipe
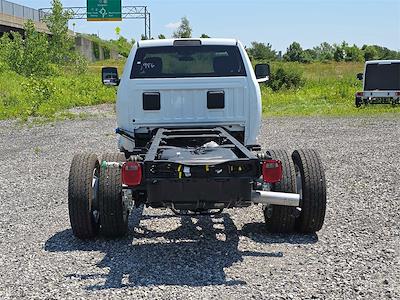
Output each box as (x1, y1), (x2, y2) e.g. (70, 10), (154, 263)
(251, 191), (300, 207)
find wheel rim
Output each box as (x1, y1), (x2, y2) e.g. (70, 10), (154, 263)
(295, 164), (303, 200)
(122, 199), (128, 223)
(91, 168), (100, 223)
(122, 192), (129, 223)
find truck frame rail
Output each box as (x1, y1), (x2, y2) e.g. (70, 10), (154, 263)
(140, 127), (262, 210)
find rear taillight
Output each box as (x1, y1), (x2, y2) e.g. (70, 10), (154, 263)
(356, 92), (364, 97)
(262, 160), (283, 183)
(395, 92), (400, 96)
(121, 162), (142, 186)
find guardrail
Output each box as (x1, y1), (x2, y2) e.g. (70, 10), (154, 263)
(0, 0), (45, 21)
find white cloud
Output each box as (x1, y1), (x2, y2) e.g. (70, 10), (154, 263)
(165, 21), (181, 30)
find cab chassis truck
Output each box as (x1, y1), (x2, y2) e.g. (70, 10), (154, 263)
(68, 39), (327, 239)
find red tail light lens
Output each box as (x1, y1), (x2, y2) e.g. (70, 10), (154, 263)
(262, 160), (283, 183)
(395, 92), (400, 96)
(121, 162), (142, 186)
(356, 92), (364, 97)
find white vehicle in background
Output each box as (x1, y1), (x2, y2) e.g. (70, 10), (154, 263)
(68, 39), (327, 239)
(356, 60), (400, 107)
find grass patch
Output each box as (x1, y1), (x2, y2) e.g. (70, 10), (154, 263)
(33, 146), (41, 155)
(0, 67), (117, 121)
(262, 61), (400, 116)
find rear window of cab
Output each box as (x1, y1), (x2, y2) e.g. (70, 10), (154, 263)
(130, 45), (246, 79)
(364, 62), (400, 91)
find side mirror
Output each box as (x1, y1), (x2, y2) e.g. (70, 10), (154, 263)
(356, 73), (363, 80)
(102, 67), (120, 86)
(255, 64), (270, 83)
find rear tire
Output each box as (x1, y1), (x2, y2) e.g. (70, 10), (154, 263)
(355, 97), (362, 108)
(99, 153), (128, 238)
(292, 149), (327, 233)
(68, 153), (100, 239)
(263, 150), (296, 233)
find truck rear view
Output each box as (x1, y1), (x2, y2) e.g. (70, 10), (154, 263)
(356, 60), (400, 107)
(67, 39), (327, 239)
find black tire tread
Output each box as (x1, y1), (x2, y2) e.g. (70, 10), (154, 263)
(264, 150), (296, 233)
(292, 149), (326, 233)
(99, 152), (128, 238)
(355, 97), (362, 108)
(68, 153), (99, 239)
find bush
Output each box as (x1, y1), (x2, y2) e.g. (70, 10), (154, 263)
(267, 65), (305, 91)
(21, 77), (56, 116)
(71, 53), (88, 74)
(0, 21), (53, 77)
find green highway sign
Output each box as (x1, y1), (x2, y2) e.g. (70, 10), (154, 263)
(87, 0), (122, 21)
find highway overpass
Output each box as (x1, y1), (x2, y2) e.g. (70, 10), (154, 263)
(0, 0), (118, 61)
(0, 0), (49, 35)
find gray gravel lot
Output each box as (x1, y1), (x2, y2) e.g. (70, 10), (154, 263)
(0, 107), (399, 299)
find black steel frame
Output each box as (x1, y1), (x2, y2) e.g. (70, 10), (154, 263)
(143, 127), (261, 180)
(145, 127), (257, 161)
(139, 127), (261, 212)
(38, 6), (151, 39)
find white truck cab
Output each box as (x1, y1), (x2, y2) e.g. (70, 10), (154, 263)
(102, 38), (270, 153)
(356, 60), (400, 107)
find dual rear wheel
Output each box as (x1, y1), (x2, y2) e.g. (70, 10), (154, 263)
(264, 149), (326, 234)
(68, 153), (128, 239)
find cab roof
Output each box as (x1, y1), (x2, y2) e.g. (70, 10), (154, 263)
(365, 60), (400, 64)
(137, 38), (239, 48)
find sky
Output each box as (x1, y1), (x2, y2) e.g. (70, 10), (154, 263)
(10, 0), (400, 51)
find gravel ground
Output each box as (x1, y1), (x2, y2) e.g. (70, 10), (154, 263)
(0, 108), (399, 299)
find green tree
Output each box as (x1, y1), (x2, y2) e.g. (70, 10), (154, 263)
(366, 45), (400, 60)
(283, 42), (304, 62)
(22, 20), (52, 75)
(0, 32), (23, 72)
(302, 49), (317, 63)
(111, 36), (132, 57)
(0, 21), (52, 76)
(363, 46), (377, 61)
(313, 42), (334, 61)
(158, 34), (166, 39)
(43, 0), (74, 64)
(200, 33), (210, 38)
(333, 43), (345, 62)
(248, 42), (277, 60)
(344, 44), (363, 62)
(173, 17), (192, 38)
(0, 33), (12, 68)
